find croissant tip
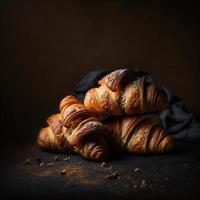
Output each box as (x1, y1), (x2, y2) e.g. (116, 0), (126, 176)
(81, 138), (110, 161)
(159, 135), (175, 153)
(37, 127), (50, 150)
(90, 150), (109, 162)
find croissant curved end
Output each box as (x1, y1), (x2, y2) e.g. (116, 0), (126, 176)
(146, 84), (169, 111)
(159, 135), (175, 153)
(90, 146), (108, 161)
(98, 68), (136, 91)
(37, 127), (53, 150)
(60, 95), (81, 111)
(81, 138), (109, 161)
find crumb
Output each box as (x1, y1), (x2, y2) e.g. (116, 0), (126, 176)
(106, 172), (120, 179)
(101, 162), (111, 168)
(133, 184), (138, 189)
(60, 169), (67, 175)
(134, 168), (141, 172)
(78, 162), (82, 165)
(108, 166), (112, 170)
(47, 162), (54, 166)
(101, 162), (107, 167)
(164, 177), (169, 181)
(63, 156), (71, 161)
(141, 180), (147, 188)
(24, 158), (31, 165)
(39, 162), (44, 167)
(54, 156), (60, 161)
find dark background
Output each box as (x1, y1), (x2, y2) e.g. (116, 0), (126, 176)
(1, 0), (200, 146)
(1, 1), (200, 200)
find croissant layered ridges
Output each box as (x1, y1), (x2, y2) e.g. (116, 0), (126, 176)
(60, 95), (98, 128)
(98, 68), (136, 91)
(68, 117), (109, 147)
(79, 136), (109, 161)
(105, 115), (174, 154)
(37, 95), (110, 161)
(37, 114), (73, 153)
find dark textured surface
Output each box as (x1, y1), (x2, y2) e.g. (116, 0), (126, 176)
(1, 141), (200, 200)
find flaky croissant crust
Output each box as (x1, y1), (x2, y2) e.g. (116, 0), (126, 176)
(37, 114), (73, 153)
(105, 114), (174, 154)
(84, 69), (169, 116)
(37, 96), (110, 161)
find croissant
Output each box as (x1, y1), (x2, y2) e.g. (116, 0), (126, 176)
(84, 69), (169, 116)
(105, 114), (174, 154)
(37, 114), (73, 153)
(37, 95), (110, 161)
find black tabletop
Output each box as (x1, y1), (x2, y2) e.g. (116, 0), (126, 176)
(1, 141), (200, 200)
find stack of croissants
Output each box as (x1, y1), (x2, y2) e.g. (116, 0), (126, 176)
(37, 69), (174, 161)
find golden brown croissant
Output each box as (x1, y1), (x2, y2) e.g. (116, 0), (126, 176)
(37, 95), (110, 161)
(37, 114), (73, 153)
(105, 114), (174, 154)
(84, 69), (169, 116)
(38, 112), (174, 157)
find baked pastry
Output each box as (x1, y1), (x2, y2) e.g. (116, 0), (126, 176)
(37, 95), (110, 161)
(37, 68), (174, 161)
(105, 114), (174, 154)
(38, 112), (174, 157)
(84, 69), (168, 116)
(37, 114), (73, 152)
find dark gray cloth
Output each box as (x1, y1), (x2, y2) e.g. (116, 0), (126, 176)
(74, 69), (200, 143)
